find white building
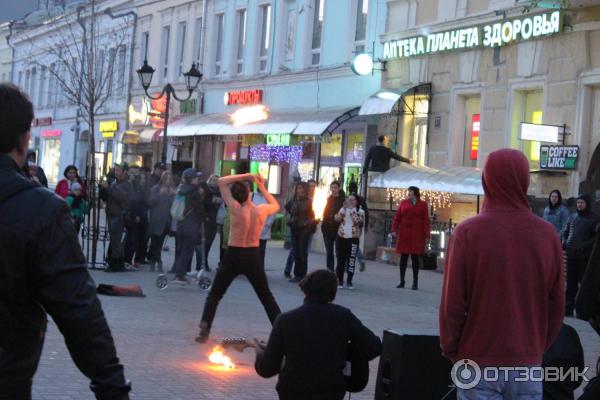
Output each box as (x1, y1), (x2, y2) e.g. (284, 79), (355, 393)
(9, 0), (135, 186)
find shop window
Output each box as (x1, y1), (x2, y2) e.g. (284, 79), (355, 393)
(345, 132), (364, 163)
(510, 90), (543, 166)
(268, 165), (281, 194)
(223, 141), (238, 161)
(41, 138), (61, 186)
(320, 133), (342, 164)
(298, 161), (314, 181)
(462, 97), (481, 167)
(319, 166), (340, 187)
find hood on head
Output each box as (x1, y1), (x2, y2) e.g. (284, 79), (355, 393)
(577, 193), (592, 214)
(481, 149), (530, 211)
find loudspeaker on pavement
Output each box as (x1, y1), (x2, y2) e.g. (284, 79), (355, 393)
(374, 330), (455, 400)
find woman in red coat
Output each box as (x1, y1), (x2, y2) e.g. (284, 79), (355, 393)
(55, 165), (86, 199)
(391, 186), (430, 290)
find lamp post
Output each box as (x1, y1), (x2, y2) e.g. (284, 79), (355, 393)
(136, 60), (202, 164)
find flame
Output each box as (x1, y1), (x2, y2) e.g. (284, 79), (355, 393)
(230, 105), (269, 127)
(312, 185), (329, 221)
(208, 346), (235, 369)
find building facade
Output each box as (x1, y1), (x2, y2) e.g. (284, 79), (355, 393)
(9, 0), (135, 186)
(0, 23), (12, 84)
(380, 0), (600, 213)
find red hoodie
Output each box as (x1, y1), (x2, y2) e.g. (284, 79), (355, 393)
(439, 149), (564, 366)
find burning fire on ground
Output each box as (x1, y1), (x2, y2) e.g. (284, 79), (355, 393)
(208, 346), (236, 369)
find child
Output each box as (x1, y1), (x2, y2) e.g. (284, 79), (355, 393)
(65, 182), (89, 234)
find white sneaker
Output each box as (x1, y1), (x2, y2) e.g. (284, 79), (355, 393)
(337, 285), (344, 289)
(186, 272), (197, 277)
(346, 284), (355, 290)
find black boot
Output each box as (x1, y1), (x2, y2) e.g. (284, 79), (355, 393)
(396, 281), (405, 288)
(397, 267), (406, 288)
(195, 322), (210, 343)
(412, 278), (418, 290)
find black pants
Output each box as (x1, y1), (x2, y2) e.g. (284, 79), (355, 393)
(124, 219), (148, 264)
(218, 224), (225, 262)
(200, 247), (281, 334)
(204, 223), (218, 267)
(292, 230), (310, 278)
(259, 239), (267, 265)
(399, 254), (420, 283)
(323, 233), (337, 271)
(566, 257), (589, 314)
(175, 231), (199, 279)
(149, 231), (168, 263)
(336, 237), (358, 285)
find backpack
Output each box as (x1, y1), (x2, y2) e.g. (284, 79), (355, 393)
(170, 193), (187, 221)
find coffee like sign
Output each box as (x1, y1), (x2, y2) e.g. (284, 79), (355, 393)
(540, 145), (579, 170)
(383, 11), (562, 60)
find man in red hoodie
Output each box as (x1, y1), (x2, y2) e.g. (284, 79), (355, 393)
(440, 149), (564, 399)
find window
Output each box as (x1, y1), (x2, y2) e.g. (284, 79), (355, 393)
(30, 67), (37, 102)
(18, 71), (23, 87)
(107, 49), (116, 96)
(176, 22), (187, 77)
(236, 9), (247, 75)
(193, 17), (203, 65)
(160, 26), (171, 81)
(24, 70), (30, 97)
(46, 64), (55, 107)
(214, 14), (224, 76)
(258, 4), (272, 72)
(41, 138), (61, 187)
(117, 46), (126, 97)
(462, 97), (481, 167)
(38, 66), (46, 108)
(311, 0), (325, 65)
(1, 73), (5, 82)
(510, 89), (543, 166)
(354, 0), (368, 53)
(284, 9), (297, 63)
(140, 31), (149, 64)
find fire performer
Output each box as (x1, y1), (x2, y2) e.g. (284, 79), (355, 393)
(196, 173), (281, 343)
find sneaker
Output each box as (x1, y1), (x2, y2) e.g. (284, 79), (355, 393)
(337, 284), (344, 289)
(284, 271), (292, 278)
(288, 277), (302, 283)
(186, 271), (197, 277)
(346, 284), (355, 290)
(171, 277), (188, 285)
(124, 264), (139, 272)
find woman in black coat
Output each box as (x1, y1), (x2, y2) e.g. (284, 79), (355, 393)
(285, 182), (315, 282)
(147, 171), (175, 272)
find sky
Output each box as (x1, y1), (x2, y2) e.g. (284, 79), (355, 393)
(0, 0), (39, 23)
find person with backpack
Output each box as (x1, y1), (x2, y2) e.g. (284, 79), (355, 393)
(0, 83), (130, 399)
(171, 168), (205, 284)
(148, 171), (175, 273)
(65, 182), (89, 235)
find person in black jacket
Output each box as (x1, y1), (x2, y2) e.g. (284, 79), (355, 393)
(123, 173), (150, 268)
(542, 324), (585, 400)
(255, 269), (381, 400)
(363, 135), (411, 173)
(561, 193), (600, 317)
(285, 182), (316, 282)
(26, 149), (48, 187)
(321, 181), (345, 271)
(195, 174), (223, 272)
(100, 162), (133, 272)
(0, 83), (130, 400)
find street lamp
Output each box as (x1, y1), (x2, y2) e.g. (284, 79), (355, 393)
(136, 60), (203, 164)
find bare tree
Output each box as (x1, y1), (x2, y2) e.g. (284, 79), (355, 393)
(20, 0), (133, 267)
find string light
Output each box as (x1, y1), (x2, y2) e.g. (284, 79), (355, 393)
(249, 145), (303, 164)
(388, 188), (453, 210)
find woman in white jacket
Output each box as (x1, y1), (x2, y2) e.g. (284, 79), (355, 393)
(334, 194), (365, 290)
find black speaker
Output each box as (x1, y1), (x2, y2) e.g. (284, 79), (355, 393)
(375, 330), (456, 400)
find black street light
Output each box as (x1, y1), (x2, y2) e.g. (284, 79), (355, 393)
(136, 60), (203, 164)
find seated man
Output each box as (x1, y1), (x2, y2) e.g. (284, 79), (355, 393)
(254, 269), (382, 400)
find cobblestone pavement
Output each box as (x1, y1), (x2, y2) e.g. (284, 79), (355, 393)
(32, 238), (600, 399)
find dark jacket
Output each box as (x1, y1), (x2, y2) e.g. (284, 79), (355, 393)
(255, 300), (381, 400)
(363, 144), (410, 173)
(576, 228), (600, 331)
(176, 183), (205, 237)
(200, 182), (221, 226)
(562, 210), (599, 259)
(0, 155), (129, 399)
(100, 177), (133, 219)
(147, 185), (174, 237)
(321, 193), (345, 238)
(127, 179), (149, 224)
(285, 197), (315, 234)
(542, 324), (585, 400)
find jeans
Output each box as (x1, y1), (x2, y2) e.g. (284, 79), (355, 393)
(336, 237), (358, 285)
(399, 254), (420, 283)
(323, 234), (337, 271)
(124, 219), (147, 264)
(174, 231), (199, 279)
(107, 216), (124, 264)
(286, 233), (313, 275)
(565, 257), (588, 314)
(292, 230), (311, 278)
(457, 367), (543, 400)
(149, 232), (168, 263)
(200, 247), (281, 335)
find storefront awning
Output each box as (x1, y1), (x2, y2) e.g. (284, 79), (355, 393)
(122, 128), (161, 144)
(369, 163), (484, 196)
(359, 84), (432, 116)
(166, 108), (357, 137)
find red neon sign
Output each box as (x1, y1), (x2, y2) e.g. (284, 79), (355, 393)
(149, 94), (168, 128)
(41, 129), (62, 138)
(470, 114), (480, 160)
(224, 89), (263, 106)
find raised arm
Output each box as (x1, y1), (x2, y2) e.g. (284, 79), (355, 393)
(255, 174), (280, 215)
(390, 148), (411, 164)
(218, 173), (254, 209)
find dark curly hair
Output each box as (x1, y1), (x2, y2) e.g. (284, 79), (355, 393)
(231, 181), (249, 204)
(0, 84), (34, 153)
